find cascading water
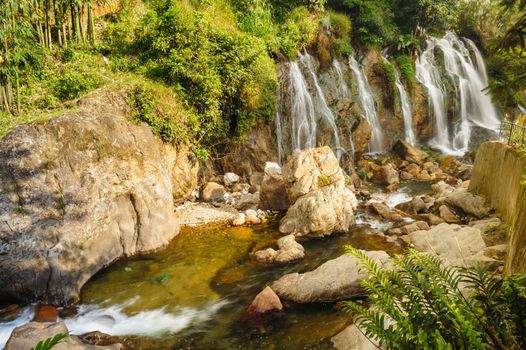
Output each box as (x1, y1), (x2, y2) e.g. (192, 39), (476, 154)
(300, 52), (343, 159)
(332, 59), (356, 157)
(416, 31), (500, 155)
(349, 56), (385, 153)
(383, 57), (416, 146)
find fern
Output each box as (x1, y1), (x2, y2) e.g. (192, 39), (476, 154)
(344, 247), (526, 350)
(30, 333), (68, 350)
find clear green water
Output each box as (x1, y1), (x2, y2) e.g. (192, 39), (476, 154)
(79, 220), (402, 349)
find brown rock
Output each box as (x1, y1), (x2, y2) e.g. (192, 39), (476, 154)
(417, 170), (433, 181)
(415, 213), (445, 226)
(249, 172), (265, 193)
(439, 205), (461, 224)
(259, 174), (290, 211)
(372, 164), (400, 188)
(246, 287), (283, 316)
(400, 171), (414, 181)
(405, 163), (422, 176)
(370, 202), (406, 222)
(201, 182), (225, 202)
(34, 305), (58, 323)
(401, 221), (430, 234)
(245, 215), (261, 225)
(392, 140), (429, 164)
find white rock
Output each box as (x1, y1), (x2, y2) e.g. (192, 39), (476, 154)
(264, 162), (282, 176)
(223, 172), (241, 186)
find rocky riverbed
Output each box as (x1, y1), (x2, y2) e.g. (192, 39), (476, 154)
(0, 142), (508, 349)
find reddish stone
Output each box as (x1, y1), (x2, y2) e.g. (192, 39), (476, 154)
(34, 305), (58, 322)
(246, 287), (283, 317)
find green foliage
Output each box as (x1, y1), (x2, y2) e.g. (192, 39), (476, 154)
(51, 67), (102, 101)
(326, 11), (353, 56)
(486, 50), (526, 109)
(277, 6), (321, 59)
(31, 333), (68, 350)
(392, 0), (460, 34)
(395, 55), (415, 92)
(344, 247), (526, 350)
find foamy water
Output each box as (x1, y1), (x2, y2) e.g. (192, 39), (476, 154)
(368, 191), (413, 208)
(0, 307), (35, 349)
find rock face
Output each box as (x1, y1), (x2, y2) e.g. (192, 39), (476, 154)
(409, 223), (487, 266)
(0, 93), (198, 305)
(271, 251), (390, 303)
(279, 147), (358, 237)
(5, 322), (121, 350)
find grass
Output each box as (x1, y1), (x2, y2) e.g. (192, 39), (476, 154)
(0, 109), (67, 138)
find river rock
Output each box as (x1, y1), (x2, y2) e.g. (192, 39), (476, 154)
(408, 223), (487, 266)
(5, 322), (122, 350)
(392, 140), (429, 164)
(246, 287), (283, 317)
(332, 324), (382, 350)
(439, 205), (460, 224)
(370, 202), (407, 222)
(445, 187), (491, 218)
(371, 164), (400, 190)
(201, 182), (226, 202)
(34, 305), (58, 323)
(253, 234), (305, 264)
(270, 251), (390, 303)
(0, 93), (198, 305)
(279, 184), (357, 237)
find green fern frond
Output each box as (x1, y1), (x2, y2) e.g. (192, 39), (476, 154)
(31, 333), (68, 350)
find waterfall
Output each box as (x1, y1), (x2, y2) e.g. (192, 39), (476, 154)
(416, 31), (500, 155)
(392, 64), (416, 146)
(349, 56), (384, 153)
(332, 59), (356, 158)
(300, 52), (343, 159)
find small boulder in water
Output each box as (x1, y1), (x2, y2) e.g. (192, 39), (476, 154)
(253, 235), (305, 264)
(244, 287), (283, 323)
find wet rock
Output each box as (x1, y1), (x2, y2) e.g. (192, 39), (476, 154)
(439, 205), (460, 224)
(271, 251), (390, 303)
(5, 322), (122, 349)
(246, 287), (283, 317)
(370, 202), (407, 222)
(34, 305), (58, 323)
(445, 187), (491, 218)
(392, 139), (429, 164)
(371, 164), (400, 190)
(253, 235), (305, 264)
(332, 324), (383, 350)
(202, 182), (226, 202)
(223, 172), (240, 186)
(409, 223), (487, 266)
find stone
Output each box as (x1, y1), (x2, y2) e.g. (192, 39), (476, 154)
(279, 184), (357, 237)
(370, 202), (406, 222)
(439, 205), (460, 224)
(445, 187), (491, 218)
(469, 218), (502, 233)
(249, 172), (265, 193)
(259, 174), (290, 211)
(405, 163), (422, 176)
(271, 251), (390, 303)
(371, 164), (400, 189)
(264, 162), (282, 176)
(234, 193), (259, 211)
(414, 213), (445, 226)
(245, 287), (283, 317)
(392, 140), (429, 164)
(231, 183), (250, 194)
(396, 197), (426, 215)
(417, 170), (433, 181)
(253, 235), (305, 264)
(223, 172), (240, 186)
(332, 324), (383, 350)
(400, 171), (414, 181)
(232, 213), (246, 226)
(201, 182), (226, 202)
(34, 305), (58, 323)
(175, 202), (238, 227)
(0, 93), (197, 305)
(432, 181), (455, 198)
(5, 322), (122, 350)
(409, 223), (487, 266)
(401, 221), (430, 234)
(245, 214), (261, 225)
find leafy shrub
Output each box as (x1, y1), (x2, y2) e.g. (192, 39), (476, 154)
(344, 247), (526, 349)
(51, 68), (101, 101)
(278, 6), (321, 59)
(395, 55), (415, 92)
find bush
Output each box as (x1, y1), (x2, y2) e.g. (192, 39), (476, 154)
(51, 68), (101, 101)
(344, 247), (526, 349)
(395, 55), (415, 92)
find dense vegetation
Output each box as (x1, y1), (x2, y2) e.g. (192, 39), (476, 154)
(345, 247), (526, 350)
(0, 0), (525, 152)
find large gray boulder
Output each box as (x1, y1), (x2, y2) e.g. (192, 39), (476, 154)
(409, 223), (487, 266)
(5, 322), (121, 350)
(0, 92), (198, 305)
(279, 147), (358, 237)
(271, 250), (390, 303)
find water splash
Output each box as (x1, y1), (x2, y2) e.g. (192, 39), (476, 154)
(349, 56), (385, 153)
(416, 31), (500, 155)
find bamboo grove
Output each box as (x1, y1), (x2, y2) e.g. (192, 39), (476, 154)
(0, 0), (108, 113)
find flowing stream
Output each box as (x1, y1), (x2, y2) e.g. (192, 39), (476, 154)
(0, 183), (432, 349)
(349, 56), (385, 153)
(416, 31), (500, 155)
